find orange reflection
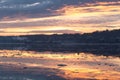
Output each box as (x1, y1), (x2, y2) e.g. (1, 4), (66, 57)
(61, 69), (120, 80)
(0, 50), (120, 79)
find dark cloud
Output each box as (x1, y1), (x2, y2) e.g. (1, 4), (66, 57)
(30, 29), (79, 34)
(0, 14), (119, 28)
(79, 14), (120, 24)
(0, 19), (61, 28)
(0, 0), (55, 18)
(0, 0), (120, 19)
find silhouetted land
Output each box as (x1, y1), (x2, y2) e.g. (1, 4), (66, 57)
(0, 29), (120, 56)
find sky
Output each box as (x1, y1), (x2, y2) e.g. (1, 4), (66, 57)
(0, 0), (120, 35)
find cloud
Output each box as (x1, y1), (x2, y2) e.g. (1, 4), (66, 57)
(0, 0), (54, 18)
(0, 1), (52, 9)
(0, 0), (120, 35)
(0, 0), (120, 19)
(30, 30), (79, 34)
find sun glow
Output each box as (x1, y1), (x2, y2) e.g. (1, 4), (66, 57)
(0, 1), (120, 35)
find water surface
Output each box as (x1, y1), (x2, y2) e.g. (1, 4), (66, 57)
(0, 50), (120, 80)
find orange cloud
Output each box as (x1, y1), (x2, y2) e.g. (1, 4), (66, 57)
(0, 1), (120, 36)
(56, 4), (120, 16)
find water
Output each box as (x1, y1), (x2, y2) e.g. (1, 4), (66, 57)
(0, 43), (120, 56)
(0, 70), (66, 80)
(0, 44), (120, 80)
(0, 73), (47, 80)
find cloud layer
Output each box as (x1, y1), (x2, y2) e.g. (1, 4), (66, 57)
(0, 0), (120, 35)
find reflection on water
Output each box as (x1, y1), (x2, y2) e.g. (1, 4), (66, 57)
(0, 69), (66, 80)
(0, 50), (120, 80)
(0, 43), (120, 56)
(0, 73), (47, 80)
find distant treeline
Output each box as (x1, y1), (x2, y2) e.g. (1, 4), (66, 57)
(0, 29), (120, 56)
(0, 29), (120, 43)
(23, 29), (120, 44)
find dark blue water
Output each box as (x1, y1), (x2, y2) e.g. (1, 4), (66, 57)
(0, 71), (66, 80)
